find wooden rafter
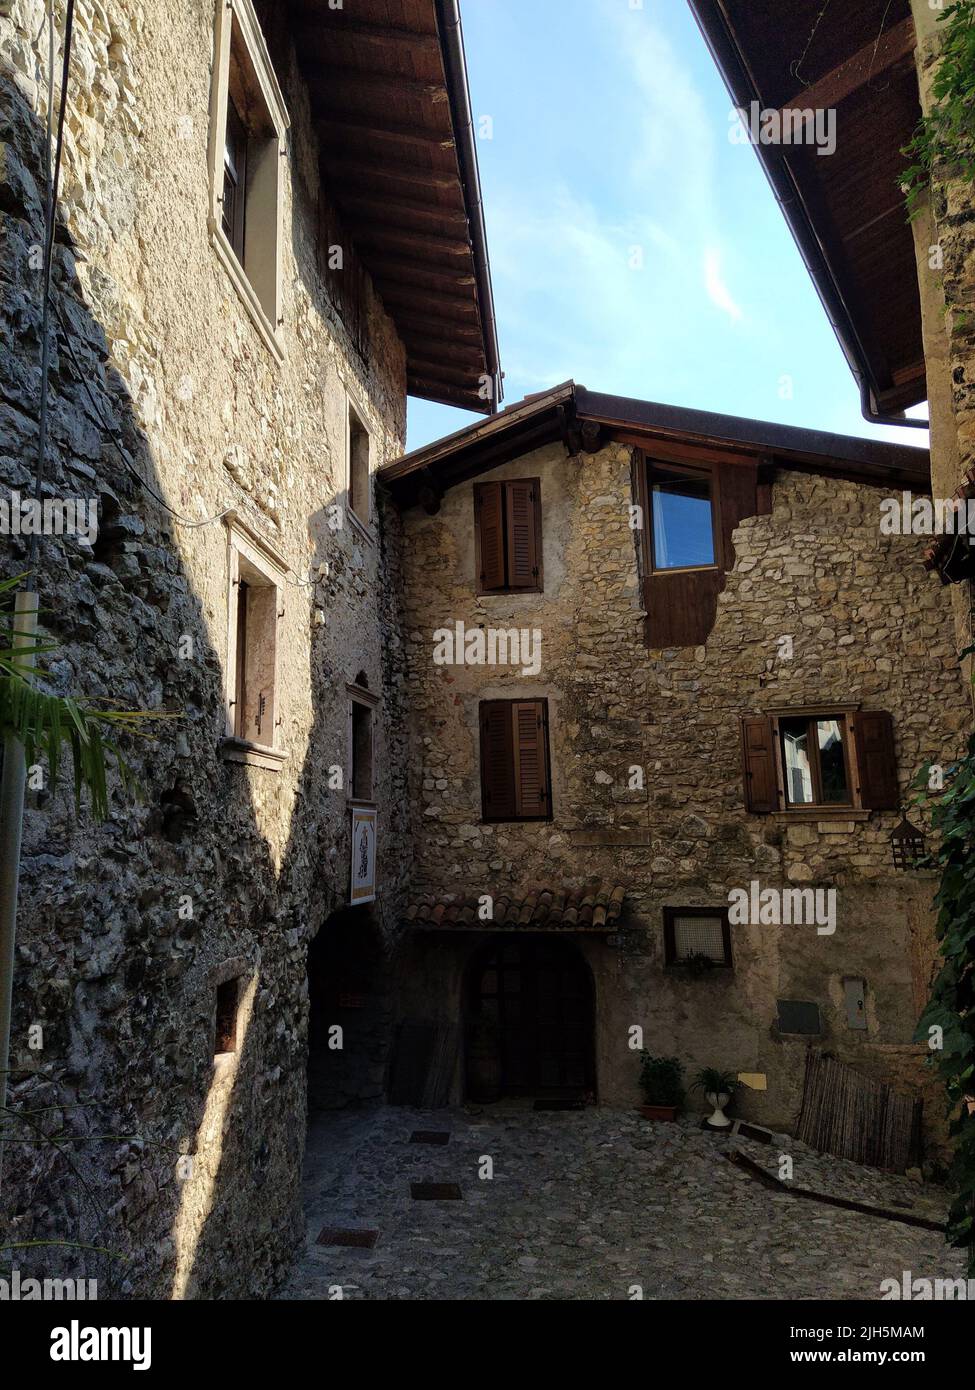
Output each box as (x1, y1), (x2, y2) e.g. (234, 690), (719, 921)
(338, 189), (469, 226)
(780, 16), (915, 114)
(401, 336), (486, 369)
(294, 21), (441, 52)
(407, 375), (486, 409)
(356, 225), (471, 257)
(306, 71), (449, 103)
(396, 313), (482, 339)
(379, 285), (479, 317)
(317, 157), (458, 191)
(316, 113), (454, 149)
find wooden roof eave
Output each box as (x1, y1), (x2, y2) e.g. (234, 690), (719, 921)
(686, 0), (927, 427)
(291, 0), (501, 413)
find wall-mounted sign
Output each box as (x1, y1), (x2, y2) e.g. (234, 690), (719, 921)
(350, 805), (377, 905)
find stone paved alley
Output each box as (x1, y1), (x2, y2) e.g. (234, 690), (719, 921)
(281, 1105), (966, 1301)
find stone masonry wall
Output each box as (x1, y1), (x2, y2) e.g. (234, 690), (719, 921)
(397, 440), (968, 1145)
(0, 0), (412, 1297)
(910, 0), (975, 685)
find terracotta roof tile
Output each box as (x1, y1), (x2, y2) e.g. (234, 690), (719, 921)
(405, 881), (626, 932)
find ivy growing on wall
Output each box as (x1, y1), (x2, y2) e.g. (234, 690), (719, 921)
(902, 1), (975, 217)
(914, 654), (975, 1276)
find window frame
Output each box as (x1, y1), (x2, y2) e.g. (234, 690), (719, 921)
(768, 704), (862, 814)
(222, 514), (287, 769)
(347, 679), (378, 806)
(474, 478), (544, 595)
(663, 906), (733, 970)
(346, 394), (373, 534)
(207, 0), (289, 363)
(645, 457), (721, 576)
(214, 977), (240, 1058)
(479, 696), (553, 824)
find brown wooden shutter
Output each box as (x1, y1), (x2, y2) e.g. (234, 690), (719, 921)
(715, 461), (759, 570)
(480, 700), (516, 819)
(741, 716), (778, 814)
(504, 479), (541, 590)
(854, 711), (899, 810)
(475, 482), (506, 591)
(512, 700), (550, 818)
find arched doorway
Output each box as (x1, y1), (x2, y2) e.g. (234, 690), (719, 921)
(464, 935), (596, 1102)
(306, 908), (390, 1112)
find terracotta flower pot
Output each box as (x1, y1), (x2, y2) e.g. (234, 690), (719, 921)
(639, 1103), (679, 1122)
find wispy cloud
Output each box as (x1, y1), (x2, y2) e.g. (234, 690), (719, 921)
(704, 247), (743, 322)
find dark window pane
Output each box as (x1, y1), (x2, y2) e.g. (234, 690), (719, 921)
(781, 717), (814, 805)
(651, 474), (714, 569)
(817, 719), (849, 804)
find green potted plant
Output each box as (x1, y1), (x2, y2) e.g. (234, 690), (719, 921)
(684, 951), (716, 979)
(691, 1067), (738, 1130)
(638, 1053), (684, 1121)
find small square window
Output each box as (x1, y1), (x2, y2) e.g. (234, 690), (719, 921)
(215, 979), (239, 1057)
(648, 462), (716, 571)
(663, 907), (732, 968)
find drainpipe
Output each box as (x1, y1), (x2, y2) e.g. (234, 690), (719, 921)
(435, 0), (503, 413)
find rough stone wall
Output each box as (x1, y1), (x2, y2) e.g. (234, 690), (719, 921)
(910, 0), (975, 683)
(1, 0), (412, 1297)
(397, 441), (968, 1144)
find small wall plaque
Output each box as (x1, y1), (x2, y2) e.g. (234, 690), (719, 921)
(776, 1000), (822, 1036)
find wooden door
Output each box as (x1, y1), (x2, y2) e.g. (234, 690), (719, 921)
(465, 937), (595, 1099)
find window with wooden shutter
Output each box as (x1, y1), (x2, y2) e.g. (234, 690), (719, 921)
(853, 711), (899, 810)
(480, 699), (552, 822)
(474, 479), (542, 594)
(743, 706), (900, 816)
(740, 716), (779, 814)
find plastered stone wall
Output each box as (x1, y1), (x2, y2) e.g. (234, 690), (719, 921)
(397, 440), (967, 1144)
(1, 0), (412, 1296)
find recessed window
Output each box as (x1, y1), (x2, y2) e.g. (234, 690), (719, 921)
(224, 520), (286, 765)
(348, 403), (371, 526)
(214, 979), (240, 1057)
(649, 463), (715, 571)
(348, 677), (378, 803)
(780, 715), (851, 807)
(208, 0), (289, 358)
(663, 907), (732, 968)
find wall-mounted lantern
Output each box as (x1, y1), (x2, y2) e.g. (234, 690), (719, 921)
(891, 815), (927, 871)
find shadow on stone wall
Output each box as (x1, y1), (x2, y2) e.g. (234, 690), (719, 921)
(0, 69), (407, 1298)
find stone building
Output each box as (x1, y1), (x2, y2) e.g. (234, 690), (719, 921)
(381, 383), (968, 1138)
(0, 0), (499, 1298)
(0, 0), (967, 1306)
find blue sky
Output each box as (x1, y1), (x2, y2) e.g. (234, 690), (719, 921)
(405, 0), (928, 453)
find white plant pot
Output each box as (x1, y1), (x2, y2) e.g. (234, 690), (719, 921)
(705, 1090), (732, 1128)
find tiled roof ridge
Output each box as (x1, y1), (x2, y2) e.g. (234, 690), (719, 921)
(405, 880), (626, 931)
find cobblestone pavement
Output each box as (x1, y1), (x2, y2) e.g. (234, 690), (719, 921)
(280, 1103), (965, 1301)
